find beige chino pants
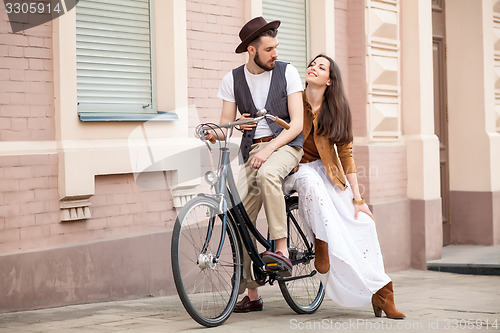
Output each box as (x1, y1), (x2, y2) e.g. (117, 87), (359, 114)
(237, 142), (303, 290)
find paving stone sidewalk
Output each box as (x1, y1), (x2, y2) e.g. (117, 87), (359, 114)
(0, 269), (499, 332)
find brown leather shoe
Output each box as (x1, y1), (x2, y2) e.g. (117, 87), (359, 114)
(234, 296), (263, 313)
(262, 251), (292, 277)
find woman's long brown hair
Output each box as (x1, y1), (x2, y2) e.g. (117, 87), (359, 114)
(307, 54), (353, 144)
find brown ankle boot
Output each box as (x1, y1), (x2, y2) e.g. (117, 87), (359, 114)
(372, 281), (406, 319)
(314, 238), (330, 274)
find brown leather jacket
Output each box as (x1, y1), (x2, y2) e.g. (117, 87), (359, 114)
(303, 97), (356, 190)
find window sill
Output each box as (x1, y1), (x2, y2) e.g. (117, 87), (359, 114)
(78, 112), (178, 122)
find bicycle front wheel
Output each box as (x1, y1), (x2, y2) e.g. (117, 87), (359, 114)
(171, 196), (242, 327)
(279, 196), (325, 314)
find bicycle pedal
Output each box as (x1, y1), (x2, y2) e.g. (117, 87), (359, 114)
(265, 261), (286, 271)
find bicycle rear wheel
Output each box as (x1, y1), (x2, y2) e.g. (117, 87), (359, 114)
(279, 196), (325, 314)
(171, 196), (242, 327)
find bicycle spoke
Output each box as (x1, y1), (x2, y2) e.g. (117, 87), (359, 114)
(279, 196), (324, 314)
(172, 197), (241, 327)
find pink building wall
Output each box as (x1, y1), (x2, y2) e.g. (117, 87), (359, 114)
(186, 0), (245, 130)
(0, 155), (59, 253)
(88, 174), (176, 240)
(0, 0), (184, 253)
(0, 9), (54, 141)
(0, 7), (60, 254)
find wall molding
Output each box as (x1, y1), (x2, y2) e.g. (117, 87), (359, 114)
(365, 0), (401, 141)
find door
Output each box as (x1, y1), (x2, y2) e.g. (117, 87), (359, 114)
(432, 0), (451, 245)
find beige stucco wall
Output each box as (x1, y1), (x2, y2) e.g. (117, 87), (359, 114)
(447, 0), (500, 193)
(401, 0), (441, 201)
(446, 0), (500, 245)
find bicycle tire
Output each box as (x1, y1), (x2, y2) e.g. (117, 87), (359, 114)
(279, 196), (325, 314)
(171, 196), (242, 327)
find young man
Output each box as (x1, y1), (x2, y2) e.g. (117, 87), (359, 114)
(207, 16), (304, 312)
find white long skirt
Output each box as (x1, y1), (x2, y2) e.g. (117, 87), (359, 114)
(283, 160), (391, 307)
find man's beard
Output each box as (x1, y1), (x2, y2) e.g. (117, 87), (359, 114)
(255, 51), (276, 71)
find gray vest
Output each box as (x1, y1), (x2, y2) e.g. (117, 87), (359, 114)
(233, 61), (304, 163)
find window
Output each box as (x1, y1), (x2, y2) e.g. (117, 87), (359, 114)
(76, 0), (156, 114)
(263, 0), (309, 83)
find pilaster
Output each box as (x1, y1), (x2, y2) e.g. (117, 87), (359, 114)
(446, 0), (500, 244)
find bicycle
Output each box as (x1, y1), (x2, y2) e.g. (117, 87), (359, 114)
(171, 111), (325, 327)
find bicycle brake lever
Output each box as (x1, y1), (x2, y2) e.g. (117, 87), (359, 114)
(197, 129), (213, 151)
(204, 140), (212, 151)
(202, 131), (213, 151)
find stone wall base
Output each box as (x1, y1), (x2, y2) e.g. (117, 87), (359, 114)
(410, 198), (443, 269)
(450, 190), (500, 245)
(370, 199), (412, 272)
(0, 231), (174, 313)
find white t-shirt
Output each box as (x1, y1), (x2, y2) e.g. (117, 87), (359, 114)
(217, 63), (303, 139)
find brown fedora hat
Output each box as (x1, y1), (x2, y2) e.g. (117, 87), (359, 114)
(235, 16), (280, 53)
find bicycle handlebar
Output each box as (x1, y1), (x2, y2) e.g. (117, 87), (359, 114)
(200, 109), (290, 144)
(271, 115), (290, 130)
(208, 136), (217, 144)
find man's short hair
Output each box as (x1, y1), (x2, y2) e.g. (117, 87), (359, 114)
(249, 29), (278, 48)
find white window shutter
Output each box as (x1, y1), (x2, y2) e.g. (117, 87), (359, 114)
(76, 0), (154, 113)
(263, 0), (308, 83)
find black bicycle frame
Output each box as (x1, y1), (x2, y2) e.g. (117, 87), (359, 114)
(286, 208), (313, 266)
(208, 148), (314, 276)
(211, 148), (270, 270)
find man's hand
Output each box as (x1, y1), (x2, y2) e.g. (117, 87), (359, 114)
(249, 91), (303, 169)
(250, 145), (274, 169)
(204, 130), (215, 142)
(237, 113), (257, 131)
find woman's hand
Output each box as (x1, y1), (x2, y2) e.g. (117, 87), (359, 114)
(354, 203), (374, 221)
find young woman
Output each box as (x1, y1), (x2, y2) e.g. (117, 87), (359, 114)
(283, 54), (405, 319)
